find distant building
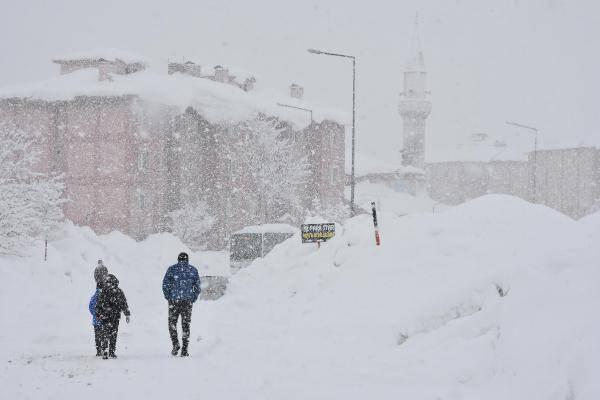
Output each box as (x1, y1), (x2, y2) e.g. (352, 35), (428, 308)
(425, 138), (600, 219)
(289, 83), (304, 99)
(533, 147), (600, 218)
(391, 18), (600, 220)
(0, 50), (345, 248)
(53, 48), (147, 81)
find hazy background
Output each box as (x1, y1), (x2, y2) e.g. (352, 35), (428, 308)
(1, 0), (598, 171)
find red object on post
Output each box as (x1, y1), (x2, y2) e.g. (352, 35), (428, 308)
(371, 202), (381, 246)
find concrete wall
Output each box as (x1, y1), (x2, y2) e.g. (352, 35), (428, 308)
(426, 148), (600, 219)
(535, 147), (600, 218)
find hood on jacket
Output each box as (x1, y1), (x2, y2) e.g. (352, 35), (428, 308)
(106, 274), (119, 288)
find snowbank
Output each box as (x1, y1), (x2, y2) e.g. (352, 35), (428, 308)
(351, 181), (441, 216)
(233, 223), (297, 234)
(1, 195), (599, 399)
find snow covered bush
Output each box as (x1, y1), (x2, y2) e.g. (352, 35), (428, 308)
(167, 201), (215, 250)
(0, 120), (65, 255)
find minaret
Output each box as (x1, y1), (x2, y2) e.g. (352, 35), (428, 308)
(398, 15), (432, 169)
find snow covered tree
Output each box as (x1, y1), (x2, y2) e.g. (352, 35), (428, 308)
(232, 117), (308, 224)
(0, 120), (65, 255)
(167, 200), (215, 250)
(307, 196), (349, 224)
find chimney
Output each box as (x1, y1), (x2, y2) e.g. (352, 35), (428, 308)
(183, 61), (202, 77)
(290, 83), (304, 99)
(168, 62), (184, 75)
(214, 65), (229, 83)
(168, 61), (202, 77)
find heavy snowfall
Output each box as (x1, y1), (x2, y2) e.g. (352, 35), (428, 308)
(1, 1), (600, 399)
(1, 196), (600, 399)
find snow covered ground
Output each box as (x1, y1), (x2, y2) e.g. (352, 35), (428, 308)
(2, 195), (599, 399)
(352, 180), (445, 216)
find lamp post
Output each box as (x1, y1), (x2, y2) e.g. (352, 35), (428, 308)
(506, 121), (539, 203)
(276, 102), (313, 123)
(308, 48), (356, 217)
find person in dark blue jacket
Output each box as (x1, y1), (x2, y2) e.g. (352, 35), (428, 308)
(162, 252), (200, 357)
(89, 288), (102, 356)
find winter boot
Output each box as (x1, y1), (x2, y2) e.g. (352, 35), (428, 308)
(102, 351), (109, 360)
(109, 353), (117, 359)
(181, 340), (189, 357)
(171, 343), (180, 356)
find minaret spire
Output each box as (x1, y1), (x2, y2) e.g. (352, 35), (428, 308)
(407, 12), (425, 72)
(398, 13), (431, 169)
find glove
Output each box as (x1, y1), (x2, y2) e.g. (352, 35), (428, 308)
(126, 315), (130, 324)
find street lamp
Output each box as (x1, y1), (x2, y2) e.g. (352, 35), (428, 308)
(506, 121), (539, 203)
(276, 102), (313, 123)
(307, 48), (357, 217)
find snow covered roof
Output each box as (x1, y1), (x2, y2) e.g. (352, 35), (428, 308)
(0, 68), (346, 129)
(352, 160), (425, 177)
(426, 132), (532, 163)
(53, 48), (150, 65)
(233, 224), (297, 235)
(426, 144), (529, 163)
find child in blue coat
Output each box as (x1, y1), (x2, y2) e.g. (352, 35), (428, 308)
(89, 288), (102, 356)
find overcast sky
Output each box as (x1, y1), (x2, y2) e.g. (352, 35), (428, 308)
(1, 0), (598, 169)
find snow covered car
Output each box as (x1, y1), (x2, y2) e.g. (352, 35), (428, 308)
(229, 224), (296, 269)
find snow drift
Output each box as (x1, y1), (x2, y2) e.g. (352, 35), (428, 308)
(1, 195), (599, 399)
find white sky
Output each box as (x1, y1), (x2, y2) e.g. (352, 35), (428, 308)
(1, 0), (598, 170)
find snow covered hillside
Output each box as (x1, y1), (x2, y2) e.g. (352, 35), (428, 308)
(2, 195), (599, 399)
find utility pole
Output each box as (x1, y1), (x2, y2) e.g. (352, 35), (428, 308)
(308, 48), (357, 216)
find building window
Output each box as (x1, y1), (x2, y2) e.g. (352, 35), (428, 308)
(138, 149), (149, 171)
(137, 190), (146, 210)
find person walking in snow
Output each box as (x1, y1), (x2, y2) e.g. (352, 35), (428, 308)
(96, 274), (130, 359)
(88, 288), (103, 356)
(162, 252), (201, 357)
(94, 259), (108, 288)
(89, 259), (108, 356)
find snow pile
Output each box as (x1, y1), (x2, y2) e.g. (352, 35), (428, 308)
(199, 195), (599, 398)
(352, 180), (442, 216)
(234, 223), (297, 234)
(2, 195), (599, 399)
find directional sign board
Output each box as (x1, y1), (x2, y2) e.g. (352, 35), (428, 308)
(301, 223), (335, 243)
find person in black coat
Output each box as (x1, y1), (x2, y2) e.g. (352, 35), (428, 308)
(162, 252), (200, 357)
(96, 274), (130, 359)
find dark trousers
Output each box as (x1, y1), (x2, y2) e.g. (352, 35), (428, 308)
(168, 301), (193, 349)
(100, 319), (120, 355)
(94, 325), (102, 354)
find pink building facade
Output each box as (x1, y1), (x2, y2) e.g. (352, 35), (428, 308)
(0, 73), (345, 248)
